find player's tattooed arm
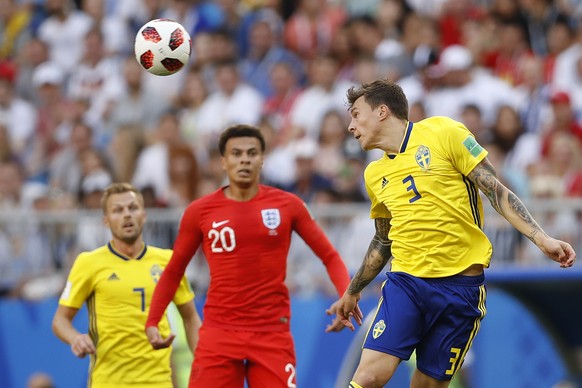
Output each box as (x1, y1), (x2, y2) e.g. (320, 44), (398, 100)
(347, 218), (392, 295)
(468, 158), (547, 245)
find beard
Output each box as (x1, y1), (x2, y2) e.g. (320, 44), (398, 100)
(113, 228), (142, 245)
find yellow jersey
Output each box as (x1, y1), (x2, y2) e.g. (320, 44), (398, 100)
(59, 243), (194, 388)
(364, 116), (493, 277)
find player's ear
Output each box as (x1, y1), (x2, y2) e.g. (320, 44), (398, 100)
(102, 215), (109, 227)
(378, 105), (389, 120)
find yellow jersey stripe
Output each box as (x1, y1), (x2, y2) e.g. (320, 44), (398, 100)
(362, 280), (387, 349)
(453, 285), (487, 376)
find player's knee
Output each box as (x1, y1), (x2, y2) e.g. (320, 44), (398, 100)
(352, 369), (386, 388)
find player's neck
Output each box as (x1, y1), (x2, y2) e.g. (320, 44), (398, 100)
(382, 119), (408, 154)
(224, 184), (259, 202)
(110, 238), (145, 259)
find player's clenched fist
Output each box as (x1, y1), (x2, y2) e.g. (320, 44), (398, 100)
(71, 333), (95, 358)
(145, 326), (176, 349)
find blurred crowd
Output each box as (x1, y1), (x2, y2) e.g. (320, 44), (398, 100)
(1, 0), (582, 298)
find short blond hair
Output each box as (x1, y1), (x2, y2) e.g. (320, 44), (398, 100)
(100, 182), (144, 213)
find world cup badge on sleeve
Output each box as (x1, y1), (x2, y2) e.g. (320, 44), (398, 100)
(261, 209), (281, 235)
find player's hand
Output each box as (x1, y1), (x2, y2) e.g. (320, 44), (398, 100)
(324, 299), (363, 333)
(71, 333), (95, 358)
(335, 293), (364, 332)
(145, 326), (176, 349)
(539, 237), (576, 268)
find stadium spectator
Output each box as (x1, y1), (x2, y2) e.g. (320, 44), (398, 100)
(48, 121), (95, 196)
(261, 61), (303, 139)
(29, 61), (74, 179)
(106, 123), (143, 183)
(167, 143), (199, 206)
(0, 123), (15, 162)
(397, 44), (440, 108)
(460, 103), (490, 145)
(239, 8), (304, 97)
(283, 0), (347, 60)
(0, 161), (55, 297)
(174, 67), (209, 139)
(283, 136), (334, 204)
(534, 131), (582, 198)
(145, 124), (352, 387)
(551, 17), (582, 94)
(36, 0), (92, 75)
(13, 37), (49, 104)
(0, 0), (34, 60)
(259, 117), (298, 188)
(513, 54), (552, 135)
(345, 15), (407, 80)
(67, 28), (124, 134)
(81, 0), (132, 58)
(132, 111), (199, 206)
(160, 0), (224, 37)
(196, 59), (264, 141)
(289, 54), (353, 140)
(53, 182), (202, 388)
(540, 91), (582, 157)
(423, 44), (519, 127)
(0, 61), (37, 161)
(544, 18), (576, 84)
(519, 0), (572, 57)
(314, 109), (349, 180)
(481, 18), (532, 86)
(108, 56), (170, 137)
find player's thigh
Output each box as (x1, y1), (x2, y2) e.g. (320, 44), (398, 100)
(416, 279), (486, 381)
(189, 326), (246, 388)
(362, 274), (424, 360)
(353, 348), (401, 387)
(246, 331), (296, 388)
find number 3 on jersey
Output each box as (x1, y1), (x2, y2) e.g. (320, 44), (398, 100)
(209, 226), (236, 252)
(403, 174), (422, 203)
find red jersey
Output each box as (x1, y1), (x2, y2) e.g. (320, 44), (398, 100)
(147, 185), (350, 332)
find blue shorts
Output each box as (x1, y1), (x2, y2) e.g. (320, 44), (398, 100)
(362, 271), (486, 381)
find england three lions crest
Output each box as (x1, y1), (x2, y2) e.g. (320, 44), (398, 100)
(415, 145), (431, 171)
(261, 209), (281, 234)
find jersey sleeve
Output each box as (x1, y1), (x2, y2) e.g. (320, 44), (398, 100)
(290, 196), (350, 296)
(172, 275), (195, 306)
(147, 204), (202, 328)
(58, 253), (94, 309)
(443, 118), (488, 175)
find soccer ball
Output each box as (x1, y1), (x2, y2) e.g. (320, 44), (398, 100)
(134, 19), (191, 76)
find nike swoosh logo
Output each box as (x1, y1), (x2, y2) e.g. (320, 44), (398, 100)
(212, 220), (229, 228)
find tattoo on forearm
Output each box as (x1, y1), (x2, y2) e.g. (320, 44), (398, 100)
(468, 160), (502, 213)
(508, 191), (547, 243)
(348, 219), (392, 295)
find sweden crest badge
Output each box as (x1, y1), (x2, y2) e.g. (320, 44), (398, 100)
(373, 319), (386, 339)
